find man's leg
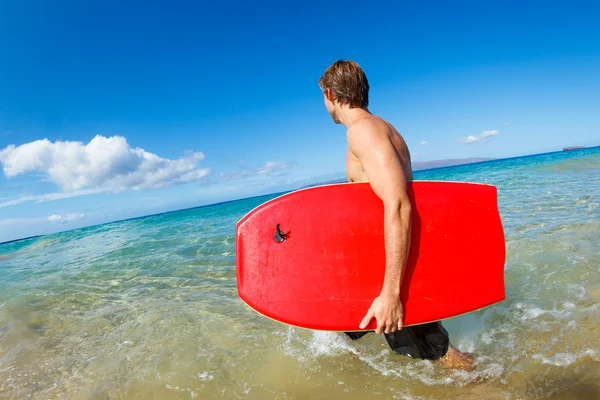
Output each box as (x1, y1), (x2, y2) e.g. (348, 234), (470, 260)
(344, 331), (371, 341)
(346, 323), (448, 358)
(383, 321), (474, 368)
(383, 321), (450, 360)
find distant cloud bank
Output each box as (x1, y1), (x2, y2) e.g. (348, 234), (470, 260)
(0, 135), (296, 209)
(461, 130), (500, 144)
(0, 135), (210, 191)
(257, 161), (293, 176)
(219, 160), (294, 181)
(49, 213), (85, 224)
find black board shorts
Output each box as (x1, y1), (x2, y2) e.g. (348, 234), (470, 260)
(345, 321), (450, 360)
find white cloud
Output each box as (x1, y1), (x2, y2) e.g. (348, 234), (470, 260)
(504, 122), (511, 126)
(48, 213), (85, 224)
(258, 161), (292, 176)
(0, 135), (210, 192)
(0, 189), (103, 208)
(420, 141), (428, 145)
(216, 160), (293, 182)
(461, 130), (500, 144)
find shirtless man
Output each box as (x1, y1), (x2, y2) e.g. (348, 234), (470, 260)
(318, 59), (474, 368)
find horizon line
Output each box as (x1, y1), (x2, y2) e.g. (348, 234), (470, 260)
(1, 145), (598, 246)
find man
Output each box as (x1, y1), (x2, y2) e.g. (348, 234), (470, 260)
(318, 59), (474, 368)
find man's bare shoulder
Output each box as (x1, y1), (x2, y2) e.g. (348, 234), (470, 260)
(347, 116), (399, 162)
(348, 115), (390, 133)
(346, 115), (392, 143)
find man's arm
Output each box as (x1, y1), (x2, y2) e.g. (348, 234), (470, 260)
(347, 118), (412, 334)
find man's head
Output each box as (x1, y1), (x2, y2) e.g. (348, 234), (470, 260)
(319, 60), (369, 123)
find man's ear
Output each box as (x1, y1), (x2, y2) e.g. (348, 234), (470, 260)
(325, 88), (336, 102)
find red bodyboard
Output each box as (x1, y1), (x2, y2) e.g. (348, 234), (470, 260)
(235, 181), (505, 331)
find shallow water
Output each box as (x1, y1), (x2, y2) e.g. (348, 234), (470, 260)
(1, 147), (599, 399)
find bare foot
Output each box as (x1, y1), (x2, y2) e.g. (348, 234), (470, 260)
(436, 344), (475, 370)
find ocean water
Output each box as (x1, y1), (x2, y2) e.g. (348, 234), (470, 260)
(1, 147), (599, 400)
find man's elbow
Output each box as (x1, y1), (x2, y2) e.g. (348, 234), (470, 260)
(387, 197), (412, 218)
(400, 198), (412, 219)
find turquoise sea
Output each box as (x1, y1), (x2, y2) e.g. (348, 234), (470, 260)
(1, 147), (599, 399)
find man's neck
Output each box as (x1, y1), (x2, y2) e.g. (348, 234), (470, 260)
(337, 106), (372, 128)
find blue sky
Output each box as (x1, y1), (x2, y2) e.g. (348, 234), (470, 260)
(1, 0), (599, 242)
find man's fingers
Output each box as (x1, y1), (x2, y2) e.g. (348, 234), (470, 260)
(359, 308), (374, 329)
(384, 321), (394, 334)
(375, 318), (385, 335)
(388, 321), (399, 334)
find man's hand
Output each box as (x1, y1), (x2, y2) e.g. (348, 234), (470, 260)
(359, 293), (404, 334)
